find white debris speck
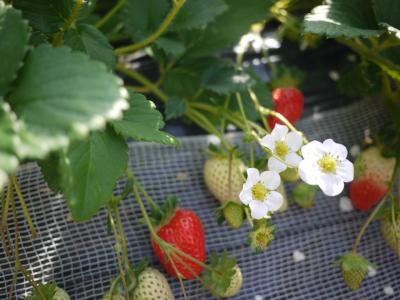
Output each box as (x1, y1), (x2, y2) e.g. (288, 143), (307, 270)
(329, 70), (339, 81)
(350, 144), (361, 158)
(293, 250), (306, 262)
(384, 286), (394, 296)
(176, 172), (189, 181)
(347, 54), (357, 62)
(368, 266), (377, 277)
(227, 124), (237, 131)
(339, 196), (353, 212)
(255, 296), (264, 300)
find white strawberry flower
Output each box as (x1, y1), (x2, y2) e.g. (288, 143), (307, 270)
(239, 168), (283, 219)
(260, 124), (303, 173)
(299, 139), (354, 196)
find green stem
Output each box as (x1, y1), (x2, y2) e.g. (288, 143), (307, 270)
(248, 88), (271, 132)
(52, 0), (84, 46)
(1, 180), (13, 230)
(117, 64), (167, 101)
(126, 169), (157, 208)
(113, 203), (130, 269)
(108, 207), (130, 300)
(1, 188), (12, 257)
(164, 251), (188, 300)
(187, 108), (233, 151)
(351, 160), (400, 254)
(96, 0), (127, 29)
(236, 92), (254, 167)
(11, 194), (46, 300)
(258, 106), (309, 144)
(114, 0), (186, 55)
(12, 176), (37, 239)
(244, 207), (254, 228)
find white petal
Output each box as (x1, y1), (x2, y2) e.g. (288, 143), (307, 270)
(268, 157), (287, 173)
(249, 200), (269, 219)
(336, 159), (354, 182)
(285, 153), (302, 167)
(301, 141), (324, 160)
(260, 170), (281, 190)
(260, 134), (275, 151)
(266, 191), (283, 211)
(239, 187), (252, 205)
(246, 168), (260, 186)
(271, 124), (289, 140)
(285, 132), (303, 151)
(317, 173), (344, 196)
(298, 159), (319, 185)
(323, 139), (348, 159)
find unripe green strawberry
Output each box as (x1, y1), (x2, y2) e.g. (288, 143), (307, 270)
(133, 267), (175, 300)
(53, 288), (70, 300)
(380, 217), (400, 257)
(280, 167), (299, 182)
(220, 265), (243, 298)
(338, 253), (371, 291)
(292, 183), (317, 209)
(204, 156), (245, 203)
(222, 201), (244, 229)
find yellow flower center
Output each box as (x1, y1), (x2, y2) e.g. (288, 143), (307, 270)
(318, 154), (337, 173)
(251, 182), (268, 201)
(274, 141), (289, 158)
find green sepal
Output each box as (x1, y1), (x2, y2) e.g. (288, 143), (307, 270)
(336, 253), (375, 271)
(376, 122), (400, 158)
(269, 65), (305, 89)
(292, 183), (318, 209)
(202, 251), (237, 297)
(246, 219), (275, 254)
(146, 196), (179, 228)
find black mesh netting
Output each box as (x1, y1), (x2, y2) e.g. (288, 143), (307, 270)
(1, 99), (399, 299)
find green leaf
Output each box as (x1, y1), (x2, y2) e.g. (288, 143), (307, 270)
(165, 96), (187, 120)
(13, 0), (96, 34)
(26, 283), (56, 300)
(230, 83), (272, 121)
(121, 0), (169, 41)
(0, 5), (29, 95)
(202, 251), (237, 297)
(64, 23), (116, 69)
(169, 0), (228, 31)
(7, 45), (128, 159)
(154, 36), (186, 57)
(373, 0), (400, 30)
(60, 127), (128, 221)
(185, 0), (274, 57)
(337, 64), (373, 97)
(304, 0), (381, 38)
(163, 68), (201, 98)
(0, 102), (20, 191)
(38, 152), (63, 193)
(112, 93), (178, 145)
(201, 61), (256, 94)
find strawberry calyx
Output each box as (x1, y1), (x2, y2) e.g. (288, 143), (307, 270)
(202, 251), (237, 297)
(337, 253), (373, 270)
(147, 196), (179, 229)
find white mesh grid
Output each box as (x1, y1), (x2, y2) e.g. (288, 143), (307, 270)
(1, 98), (399, 299)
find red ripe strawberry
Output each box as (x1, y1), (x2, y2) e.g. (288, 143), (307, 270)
(349, 147), (395, 211)
(349, 176), (387, 211)
(150, 197), (206, 279)
(268, 87), (304, 129)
